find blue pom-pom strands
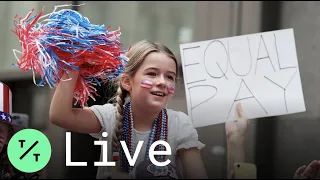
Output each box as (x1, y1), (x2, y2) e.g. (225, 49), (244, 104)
(12, 3), (129, 107)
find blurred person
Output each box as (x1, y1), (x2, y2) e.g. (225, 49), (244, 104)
(0, 82), (40, 179)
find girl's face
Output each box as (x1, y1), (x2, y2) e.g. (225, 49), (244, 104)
(124, 52), (177, 111)
(0, 122), (9, 153)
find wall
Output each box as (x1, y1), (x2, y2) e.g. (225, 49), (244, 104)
(273, 1), (320, 178)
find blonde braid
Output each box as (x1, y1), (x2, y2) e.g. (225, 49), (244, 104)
(112, 85), (128, 177)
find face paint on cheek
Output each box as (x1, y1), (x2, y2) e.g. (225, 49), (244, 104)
(141, 79), (153, 89)
(168, 84), (175, 94)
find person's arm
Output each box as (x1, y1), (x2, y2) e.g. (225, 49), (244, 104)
(225, 103), (249, 179)
(226, 135), (246, 179)
(49, 71), (101, 133)
(178, 148), (208, 179)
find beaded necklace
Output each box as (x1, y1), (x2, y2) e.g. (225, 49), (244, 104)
(118, 101), (168, 172)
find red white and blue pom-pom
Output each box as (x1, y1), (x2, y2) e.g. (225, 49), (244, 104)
(11, 4), (128, 107)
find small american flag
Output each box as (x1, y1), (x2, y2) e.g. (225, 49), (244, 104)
(0, 82), (12, 123)
(168, 84), (175, 94)
(140, 79), (153, 88)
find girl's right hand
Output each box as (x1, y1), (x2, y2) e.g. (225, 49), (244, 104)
(49, 70), (102, 134)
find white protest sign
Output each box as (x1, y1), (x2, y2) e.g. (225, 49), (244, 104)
(179, 28), (306, 128)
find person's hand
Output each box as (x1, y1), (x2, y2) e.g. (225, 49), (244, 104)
(225, 103), (249, 143)
(294, 160), (320, 179)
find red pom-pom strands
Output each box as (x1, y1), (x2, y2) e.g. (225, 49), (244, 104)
(11, 4), (128, 107)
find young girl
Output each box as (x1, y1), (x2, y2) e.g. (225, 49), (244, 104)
(50, 40), (248, 179)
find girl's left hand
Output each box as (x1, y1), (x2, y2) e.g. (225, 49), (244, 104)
(225, 103), (249, 143)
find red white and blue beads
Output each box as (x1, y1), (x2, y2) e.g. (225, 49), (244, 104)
(114, 101), (168, 172)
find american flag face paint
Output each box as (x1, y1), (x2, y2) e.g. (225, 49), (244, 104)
(141, 79), (175, 95)
(168, 84), (175, 94)
(140, 79), (153, 89)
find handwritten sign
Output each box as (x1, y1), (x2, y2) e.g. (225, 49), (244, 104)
(179, 29), (306, 128)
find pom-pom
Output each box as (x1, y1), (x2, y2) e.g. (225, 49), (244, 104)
(12, 4), (128, 107)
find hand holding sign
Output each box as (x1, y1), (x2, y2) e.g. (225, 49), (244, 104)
(225, 103), (249, 142)
(180, 29), (306, 128)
